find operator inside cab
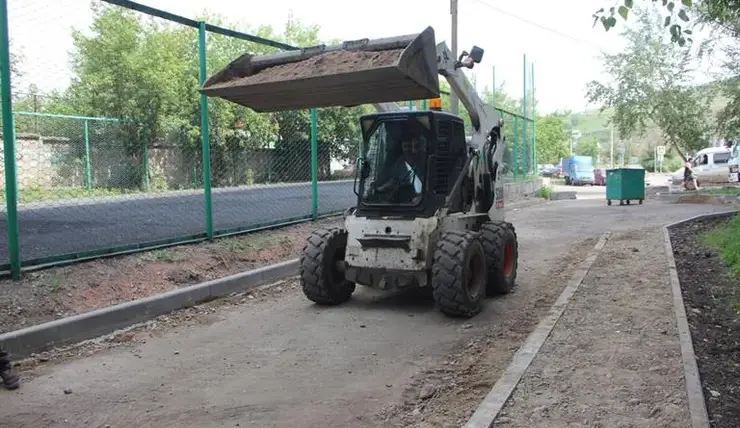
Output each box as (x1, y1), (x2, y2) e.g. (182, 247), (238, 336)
(364, 125), (426, 205)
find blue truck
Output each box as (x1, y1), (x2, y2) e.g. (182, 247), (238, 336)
(562, 155), (595, 185)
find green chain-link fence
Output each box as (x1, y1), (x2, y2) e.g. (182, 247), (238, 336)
(0, 0), (536, 279)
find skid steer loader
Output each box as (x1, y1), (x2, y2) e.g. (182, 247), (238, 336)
(200, 26), (518, 318)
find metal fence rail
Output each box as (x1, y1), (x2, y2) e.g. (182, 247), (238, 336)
(0, 0), (537, 279)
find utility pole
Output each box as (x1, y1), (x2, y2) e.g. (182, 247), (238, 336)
(450, 0), (459, 115)
(610, 125), (614, 168)
(492, 65), (496, 103)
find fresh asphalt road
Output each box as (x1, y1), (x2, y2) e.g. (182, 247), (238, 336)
(0, 176), (531, 265)
(0, 191), (733, 428)
(0, 181), (356, 265)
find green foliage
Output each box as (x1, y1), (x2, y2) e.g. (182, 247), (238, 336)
(592, 0), (695, 46)
(575, 136), (600, 161)
(586, 8), (712, 160)
(13, 4), (367, 188)
(534, 113), (569, 164)
(535, 185), (552, 200)
(703, 215), (740, 280)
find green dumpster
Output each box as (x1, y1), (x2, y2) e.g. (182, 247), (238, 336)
(606, 167), (645, 206)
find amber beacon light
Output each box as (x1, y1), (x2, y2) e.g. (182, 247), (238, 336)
(428, 97), (442, 110)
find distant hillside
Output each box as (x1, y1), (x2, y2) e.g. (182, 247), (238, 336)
(564, 79), (729, 167)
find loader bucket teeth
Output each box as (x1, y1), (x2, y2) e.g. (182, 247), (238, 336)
(199, 26), (441, 112)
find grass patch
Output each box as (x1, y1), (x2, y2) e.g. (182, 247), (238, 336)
(535, 185), (553, 200)
(140, 249), (189, 262)
(216, 234), (288, 253)
(697, 186), (740, 196)
(44, 276), (62, 293)
(703, 215), (740, 312)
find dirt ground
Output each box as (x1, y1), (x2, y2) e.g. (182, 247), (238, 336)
(1, 198), (735, 428)
(496, 227), (692, 428)
(0, 217), (341, 334)
(670, 217), (740, 428)
(372, 237), (599, 428)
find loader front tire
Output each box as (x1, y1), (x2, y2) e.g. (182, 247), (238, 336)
(300, 228), (355, 305)
(431, 231), (488, 318)
(480, 221), (518, 295)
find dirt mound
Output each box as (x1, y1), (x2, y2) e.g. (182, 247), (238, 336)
(219, 49), (404, 87)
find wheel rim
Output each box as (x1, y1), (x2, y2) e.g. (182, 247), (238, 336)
(466, 250), (485, 299)
(503, 241), (515, 277)
(329, 247), (345, 285)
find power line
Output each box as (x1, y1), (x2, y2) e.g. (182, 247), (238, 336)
(466, 0), (607, 53)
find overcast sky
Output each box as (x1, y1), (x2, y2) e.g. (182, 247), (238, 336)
(7, 0), (721, 114)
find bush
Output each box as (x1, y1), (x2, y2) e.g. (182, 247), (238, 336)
(703, 215), (740, 312)
(704, 215), (740, 278)
(535, 185), (553, 200)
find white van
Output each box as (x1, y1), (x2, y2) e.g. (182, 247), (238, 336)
(672, 146), (732, 186)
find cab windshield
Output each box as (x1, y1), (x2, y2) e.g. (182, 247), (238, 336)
(359, 117), (431, 206)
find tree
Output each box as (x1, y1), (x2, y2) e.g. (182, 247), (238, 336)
(592, 0), (698, 46)
(575, 136), (600, 160)
(586, 7), (712, 160)
(534, 113), (569, 164)
(42, 3), (365, 187)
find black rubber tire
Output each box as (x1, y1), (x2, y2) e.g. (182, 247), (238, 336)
(299, 228), (356, 305)
(607, 199), (612, 206)
(431, 231), (488, 318)
(479, 221), (519, 296)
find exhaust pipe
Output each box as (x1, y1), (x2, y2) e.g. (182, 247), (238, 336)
(199, 26), (441, 112)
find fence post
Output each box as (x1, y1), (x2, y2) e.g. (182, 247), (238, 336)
(142, 124), (150, 191)
(310, 108), (318, 219)
(83, 119), (92, 191)
(522, 53), (528, 176)
(198, 21), (213, 239)
(531, 63), (537, 172)
(513, 115), (519, 179)
(0, 0), (21, 279)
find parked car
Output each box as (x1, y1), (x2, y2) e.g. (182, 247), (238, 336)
(593, 168), (607, 186)
(671, 146), (732, 186)
(539, 164), (558, 177)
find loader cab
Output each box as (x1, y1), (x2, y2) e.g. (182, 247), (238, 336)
(354, 110), (467, 218)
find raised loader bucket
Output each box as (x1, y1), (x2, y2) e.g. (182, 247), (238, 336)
(199, 26), (440, 112)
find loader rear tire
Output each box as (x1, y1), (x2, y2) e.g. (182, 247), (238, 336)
(431, 231), (488, 318)
(300, 228), (355, 305)
(480, 221), (518, 295)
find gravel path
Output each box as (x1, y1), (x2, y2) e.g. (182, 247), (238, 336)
(497, 227), (691, 427)
(0, 199), (732, 428)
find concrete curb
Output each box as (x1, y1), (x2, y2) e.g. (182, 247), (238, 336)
(663, 209), (738, 428)
(463, 232), (611, 428)
(0, 258), (300, 359)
